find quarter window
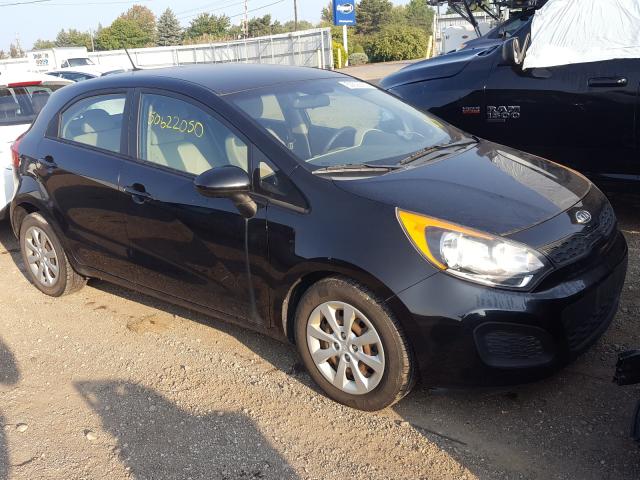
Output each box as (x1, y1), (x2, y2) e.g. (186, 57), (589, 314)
(59, 94), (126, 153)
(139, 94), (248, 176)
(254, 149), (306, 208)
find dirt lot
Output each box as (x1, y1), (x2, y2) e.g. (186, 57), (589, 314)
(0, 192), (638, 480)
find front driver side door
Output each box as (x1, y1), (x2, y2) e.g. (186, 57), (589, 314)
(119, 90), (268, 325)
(484, 54), (637, 180)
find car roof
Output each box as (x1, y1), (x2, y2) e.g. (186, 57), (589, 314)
(0, 71), (73, 88)
(77, 64), (345, 96)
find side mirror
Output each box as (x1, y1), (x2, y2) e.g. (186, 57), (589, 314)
(502, 37), (523, 67)
(194, 165), (257, 218)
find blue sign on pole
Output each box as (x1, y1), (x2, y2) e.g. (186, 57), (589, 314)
(333, 0), (356, 26)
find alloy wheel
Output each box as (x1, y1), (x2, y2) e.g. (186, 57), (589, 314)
(306, 301), (385, 395)
(24, 226), (60, 288)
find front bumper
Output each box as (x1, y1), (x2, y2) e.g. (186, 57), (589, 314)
(396, 230), (628, 387)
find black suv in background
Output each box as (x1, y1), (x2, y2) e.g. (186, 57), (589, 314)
(381, 20), (640, 188)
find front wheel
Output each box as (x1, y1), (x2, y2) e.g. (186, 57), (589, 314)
(19, 212), (85, 297)
(294, 277), (415, 411)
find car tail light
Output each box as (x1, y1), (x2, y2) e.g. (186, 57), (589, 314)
(7, 80), (42, 88)
(11, 133), (25, 170)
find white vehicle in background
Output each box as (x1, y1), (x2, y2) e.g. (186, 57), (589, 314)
(0, 72), (71, 219)
(28, 47), (123, 74)
(28, 47), (92, 72)
(47, 66), (126, 82)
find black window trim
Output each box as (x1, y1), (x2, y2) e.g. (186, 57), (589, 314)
(48, 88), (133, 160)
(250, 145), (309, 213)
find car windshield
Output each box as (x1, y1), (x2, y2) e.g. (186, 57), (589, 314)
(0, 84), (65, 126)
(67, 58), (94, 67)
(229, 78), (457, 169)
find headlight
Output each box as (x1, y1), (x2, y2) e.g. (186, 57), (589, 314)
(397, 209), (550, 289)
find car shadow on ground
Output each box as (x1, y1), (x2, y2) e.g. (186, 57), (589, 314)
(0, 223), (29, 284)
(0, 338), (21, 480)
(75, 380), (298, 480)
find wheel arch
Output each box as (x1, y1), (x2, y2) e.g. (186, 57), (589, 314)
(10, 200), (41, 237)
(278, 261), (415, 345)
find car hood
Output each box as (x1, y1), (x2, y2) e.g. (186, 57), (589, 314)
(379, 47), (494, 90)
(334, 142), (590, 236)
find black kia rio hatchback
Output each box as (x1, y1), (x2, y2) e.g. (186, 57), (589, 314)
(10, 64), (628, 411)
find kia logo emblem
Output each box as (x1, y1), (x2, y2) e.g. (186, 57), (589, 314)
(575, 210), (592, 224)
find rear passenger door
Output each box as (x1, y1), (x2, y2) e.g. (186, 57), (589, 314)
(37, 90), (134, 277)
(119, 89), (269, 325)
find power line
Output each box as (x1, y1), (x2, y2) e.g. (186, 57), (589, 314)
(0, 0), (51, 7)
(176, 0), (250, 20)
(0, 0), (150, 5)
(228, 0), (285, 20)
(176, 0), (240, 17)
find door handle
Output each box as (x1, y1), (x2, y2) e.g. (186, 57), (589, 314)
(588, 76), (627, 88)
(123, 184), (153, 204)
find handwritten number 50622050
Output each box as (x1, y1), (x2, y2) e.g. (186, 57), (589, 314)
(148, 111), (204, 138)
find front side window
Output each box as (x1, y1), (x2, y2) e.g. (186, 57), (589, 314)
(59, 94), (126, 153)
(139, 93), (248, 176)
(230, 78), (455, 170)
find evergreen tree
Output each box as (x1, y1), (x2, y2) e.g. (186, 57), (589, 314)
(157, 8), (182, 46)
(405, 0), (435, 35)
(355, 0), (393, 36)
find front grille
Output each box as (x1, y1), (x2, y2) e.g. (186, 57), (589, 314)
(561, 263), (625, 352)
(540, 203), (616, 267)
(563, 292), (618, 352)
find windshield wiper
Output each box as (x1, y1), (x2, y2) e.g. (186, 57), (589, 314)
(398, 138), (479, 166)
(312, 163), (401, 175)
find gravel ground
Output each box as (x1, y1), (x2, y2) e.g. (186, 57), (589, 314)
(1, 195), (639, 480)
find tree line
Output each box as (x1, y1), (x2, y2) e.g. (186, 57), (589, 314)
(1, 1), (436, 65)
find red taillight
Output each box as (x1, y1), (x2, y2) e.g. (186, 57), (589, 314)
(11, 133), (25, 170)
(7, 80), (42, 88)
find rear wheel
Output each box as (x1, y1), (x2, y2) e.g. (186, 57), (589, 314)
(294, 276), (415, 411)
(19, 213), (85, 297)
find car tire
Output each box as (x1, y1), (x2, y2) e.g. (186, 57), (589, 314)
(294, 276), (415, 411)
(19, 212), (85, 297)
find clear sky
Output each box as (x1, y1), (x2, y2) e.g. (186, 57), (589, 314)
(0, 0), (413, 52)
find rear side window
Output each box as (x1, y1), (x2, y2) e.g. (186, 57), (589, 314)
(59, 94), (126, 153)
(139, 93), (248, 176)
(0, 84), (65, 126)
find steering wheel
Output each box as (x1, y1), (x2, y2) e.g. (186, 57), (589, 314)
(321, 127), (356, 155)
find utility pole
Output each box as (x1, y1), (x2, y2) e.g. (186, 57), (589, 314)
(15, 32), (23, 57)
(293, 0), (298, 31)
(243, 0), (248, 38)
